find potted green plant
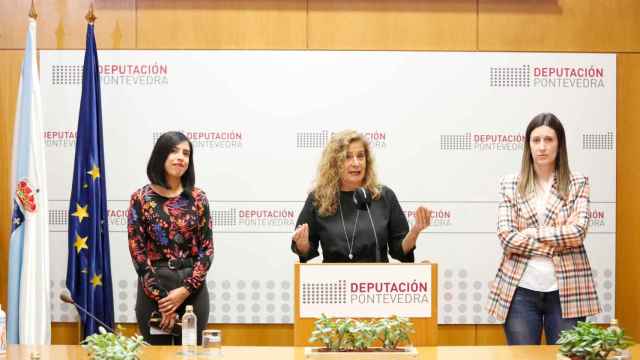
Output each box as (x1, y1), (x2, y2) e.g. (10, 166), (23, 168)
(306, 314), (418, 359)
(373, 315), (415, 350)
(557, 321), (634, 360)
(81, 326), (148, 360)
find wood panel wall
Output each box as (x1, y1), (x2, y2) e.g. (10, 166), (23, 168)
(1, 0), (638, 346)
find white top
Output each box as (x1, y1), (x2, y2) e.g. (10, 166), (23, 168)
(518, 177), (558, 292)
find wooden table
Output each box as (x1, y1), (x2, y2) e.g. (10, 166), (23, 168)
(5, 345), (640, 359)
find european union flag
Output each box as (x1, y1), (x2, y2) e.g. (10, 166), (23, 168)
(65, 23), (114, 338)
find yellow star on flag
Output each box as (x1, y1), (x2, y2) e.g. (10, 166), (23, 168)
(71, 203), (89, 223)
(91, 274), (103, 288)
(87, 165), (100, 181)
(74, 233), (89, 254)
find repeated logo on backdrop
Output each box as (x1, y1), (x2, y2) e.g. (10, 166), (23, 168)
(406, 208), (453, 228)
(212, 204), (298, 232)
(583, 132), (615, 150)
(152, 131), (243, 149)
(51, 63), (169, 86)
(48, 203), (129, 231)
(440, 133), (524, 152)
(296, 130), (388, 149)
(490, 64), (606, 89)
(589, 208), (608, 229)
(44, 130), (76, 148)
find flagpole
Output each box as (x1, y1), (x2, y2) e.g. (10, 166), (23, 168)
(76, 0), (96, 344)
(85, 2), (97, 24)
(28, 0), (37, 20)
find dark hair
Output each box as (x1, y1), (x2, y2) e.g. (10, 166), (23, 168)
(146, 131), (195, 192)
(518, 112), (571, 197)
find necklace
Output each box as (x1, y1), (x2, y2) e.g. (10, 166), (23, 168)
(338, 196), (359, 260)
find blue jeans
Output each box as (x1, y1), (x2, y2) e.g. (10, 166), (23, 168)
(504, 287), (585, 345)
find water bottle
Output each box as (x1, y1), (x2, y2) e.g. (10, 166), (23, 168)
(0, 304), (6, 354)
(608, 319), (632, 359)
(181, 305), (197, 356)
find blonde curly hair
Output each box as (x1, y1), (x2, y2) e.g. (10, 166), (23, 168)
(312, 130), (381, 217)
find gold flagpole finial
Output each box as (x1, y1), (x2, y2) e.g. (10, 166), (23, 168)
(28, 0), (38, 20)
(85, 3), (97, 23)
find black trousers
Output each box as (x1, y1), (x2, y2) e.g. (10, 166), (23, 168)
(135, 267), (210, 345)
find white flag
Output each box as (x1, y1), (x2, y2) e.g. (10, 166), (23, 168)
(7, 17), (51, 345)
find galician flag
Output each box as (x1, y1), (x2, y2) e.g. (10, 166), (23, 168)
(7, 17), (52, 345)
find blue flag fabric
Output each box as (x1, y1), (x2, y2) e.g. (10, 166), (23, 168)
(65, 23), (114, 338)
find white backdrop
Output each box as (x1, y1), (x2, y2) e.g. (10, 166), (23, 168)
(40, 51), (616, 325)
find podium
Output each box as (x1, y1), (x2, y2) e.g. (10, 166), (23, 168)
(293, 262), (438, 346)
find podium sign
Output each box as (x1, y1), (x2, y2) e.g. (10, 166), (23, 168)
(294, 263), (438, 346)
(299, 264), (432, 318)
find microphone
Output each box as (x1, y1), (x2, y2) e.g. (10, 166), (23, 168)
(353, 187), (371, 211)
(353, 187), (380, 262)
(60, 289), (115, 333)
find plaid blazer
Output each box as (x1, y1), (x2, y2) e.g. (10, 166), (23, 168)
(486, 173), (601, 322)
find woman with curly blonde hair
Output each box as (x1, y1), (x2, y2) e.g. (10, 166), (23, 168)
(291, 130), (431, 262)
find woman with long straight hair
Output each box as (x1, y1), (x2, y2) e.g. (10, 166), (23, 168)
(487, 113), (600, 345)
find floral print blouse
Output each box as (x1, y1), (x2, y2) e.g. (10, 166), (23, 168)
(128, 184), (214, 301)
